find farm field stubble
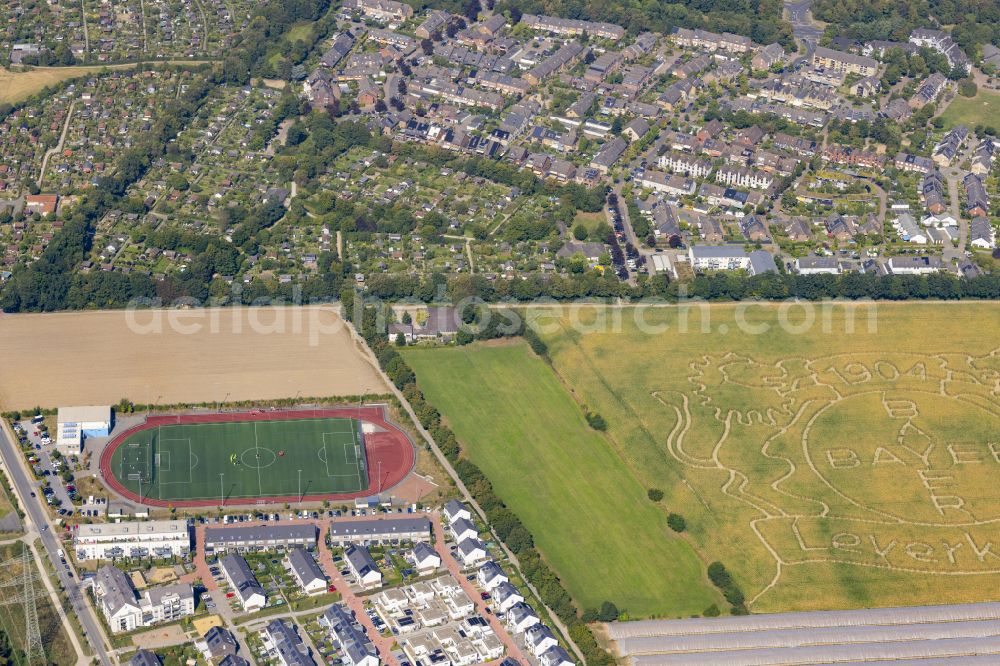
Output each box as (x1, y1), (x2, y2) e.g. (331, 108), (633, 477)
(0, 305), (386, 409)
(404, 343), (718, 618)
(530, 301), (1000, 613)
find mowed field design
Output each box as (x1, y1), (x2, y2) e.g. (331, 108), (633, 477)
(109, 417), (367, 502)
(404, 344), (717, 618)
(527, 302), (1000, 614)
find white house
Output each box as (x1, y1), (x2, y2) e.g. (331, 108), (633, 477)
(795, 256), (842, 275)
(443, 500), (472, 524)
(286, 548), (328, 595)
(93, 565), (195, 633)
(525, 625), (559, 657)
(345, 545), (383, 588)
(492, 581), (524, 613)
(506, 602), (540, 633)
(888, 256), (944, 275)
(450, 517), (478, 543)
(477, 561), (508, 591)
(409, 543), (441, 573)
(220, 554), (267, 612)
(541, 646), (576, 666)
(456, 538), (488, 567)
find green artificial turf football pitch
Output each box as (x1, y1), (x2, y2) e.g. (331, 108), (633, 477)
(108, 417), (367, 502)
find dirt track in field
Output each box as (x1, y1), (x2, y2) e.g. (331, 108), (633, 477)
(0, 305), (386, 409)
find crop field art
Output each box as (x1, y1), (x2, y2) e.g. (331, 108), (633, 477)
(409, 302), (1000, 617)
(100, 408), (415, 507)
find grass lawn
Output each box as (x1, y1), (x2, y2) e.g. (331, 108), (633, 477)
(571, 211), (607, 235)
(109, 417), (366, 502)
(529, 302), (1000, 613)
(404, 342), (717, 618)
(939, 89), (1000, 128)
(284, 21), (314, 43)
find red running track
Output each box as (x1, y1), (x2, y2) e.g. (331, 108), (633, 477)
(98, 406), (415, 508)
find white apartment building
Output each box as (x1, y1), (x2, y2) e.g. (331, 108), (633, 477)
(657, 153), (713, 179)
(93, 565), (195, 633)
(715, 166), (774, 190)
(75, 520), (192, 561)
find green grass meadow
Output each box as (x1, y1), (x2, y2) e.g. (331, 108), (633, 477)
(940, 89), (1000, 128)
(405, 343), (718, 618)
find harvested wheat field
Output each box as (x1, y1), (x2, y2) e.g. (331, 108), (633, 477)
(0, 305), (386, 409)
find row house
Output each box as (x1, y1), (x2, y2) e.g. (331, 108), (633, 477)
(525, 42), (585, 85)
(716, 166), (774, 190)
(657, 153), (713, 179)
(909, 28), (970, 73)
(585, 51), (623, 83)
(811, 46), (878, 77)
(520, 14), (625, 40)
(671, 28), (752, 54)
(912, 73), (947, 107)
(772, 133), (818, 157)
(894, 152), (933, 174)
(472, 71), (529, 96)
(920, 171), (947, 214)
(638, 170), (697, 196)
(932, 124), (968, 167)
(343, 0), (414, 22)
(752, 43), (785, 71)
(964, 173), (989, 218)
(971, 138), (995, 176)
(822, 145), (884, 169)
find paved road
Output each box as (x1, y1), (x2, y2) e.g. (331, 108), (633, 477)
(0, 423), (112, 666)
(785, 0), (823, 59)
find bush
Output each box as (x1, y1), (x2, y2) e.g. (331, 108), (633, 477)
(703, 604), (721, 617)
(706, 561), (746, 615)
(585, 411), (607, 431)
(598, 601), (619, 622)
(667, 513), (686, 532)
(958, 79), (978, 97)
(647, 488), (664, 502)
(573, 224), (588, 240)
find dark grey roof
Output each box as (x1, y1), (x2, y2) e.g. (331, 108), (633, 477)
(220, 554), (266, 604)
(205, 524), (317, 547)
(95, 565), (139, 614)
(205, 626), (239, 659)
(345, 545), (381, 579)
(451, 516), (477, 536)
(479, 560), (506, 581)
(321, 604), (378, 665)
(129, 650), (161, 666)
(443, 499), (468, 520)
(218, 656), (251, 666)
(411, 542), (439, 563)
(266, 619), (314, 666)
(287, 548), (326, 586)
(329, 517), (431, 539)
(457, 537), (486, 556)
